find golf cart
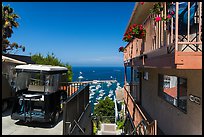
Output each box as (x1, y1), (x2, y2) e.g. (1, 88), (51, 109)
(11, 64), (68, 124)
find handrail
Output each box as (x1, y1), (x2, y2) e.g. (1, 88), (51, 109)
(124, 86), (157, 135)
(63, 84), (90, 135)
(70, 104), (90, 134)
(124, 86), (147, 121)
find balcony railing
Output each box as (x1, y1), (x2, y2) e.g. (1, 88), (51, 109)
(60, 82), (88, 97)
(124, 86), (157, 135)
(125, 82), (140, 102)
(63, 84), (92, 135)
(124, 2), (202, 69)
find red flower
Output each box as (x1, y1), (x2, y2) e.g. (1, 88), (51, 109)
(155, 16), (162, 22)
(139, 25), (143, 30)
(127, 35), (131, 39)
(133, 24), (137, 27)
(140, 2), (144, 5)
(167, 14), (172, 19)
(171, 11), (175, 15)
(119, 46), (125, 52)
(123, 23), (146, 41)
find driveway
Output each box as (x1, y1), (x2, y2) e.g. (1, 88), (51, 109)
(2, 108), (63, 135)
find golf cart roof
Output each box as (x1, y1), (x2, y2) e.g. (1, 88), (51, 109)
(15, 64), (68, 74)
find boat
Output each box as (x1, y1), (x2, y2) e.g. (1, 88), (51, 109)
(99, 92), (105, 97)
(99, 89), (104, 93)
(89, 85), (95, 89)
(96, 85), (101, 90)
(108, 94), (112, 98)
(94, 102), (98, 105)
(107, 82), (112, 87)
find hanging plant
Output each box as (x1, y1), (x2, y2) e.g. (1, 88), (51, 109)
(140, 2), (144, 5)
(150, 2), (164, 15)
(118, 46), (126, 53)
(150, 2), (175, 23)
(123, 24), (146, 42)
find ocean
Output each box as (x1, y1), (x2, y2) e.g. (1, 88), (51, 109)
(72, 66), (125, 113)
(72, 66), (125, 85)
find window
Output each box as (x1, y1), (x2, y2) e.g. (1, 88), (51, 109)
(158, 74), (187, 113)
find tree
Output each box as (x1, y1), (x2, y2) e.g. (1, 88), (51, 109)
(31, 53), (73, 82)
(94, 97), (115, 118)
(2, 4), (25, 54)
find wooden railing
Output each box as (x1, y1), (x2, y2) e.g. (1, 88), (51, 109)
(124, 86), (157, 135)
(147, 120), (157, 135)
(125, 82), (140, 102)
(124, 38), (143, 63)
(124, 2), (202, 62)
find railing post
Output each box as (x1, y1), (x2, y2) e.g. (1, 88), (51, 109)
(175, 2), (179, 51)
(198, 2), (202, 42)
(163, 2), (167, 47)
(187, 2), (190, 42)
(63, 102), (67, 135)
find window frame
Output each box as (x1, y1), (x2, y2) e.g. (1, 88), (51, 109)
(158, 74), (187, 113)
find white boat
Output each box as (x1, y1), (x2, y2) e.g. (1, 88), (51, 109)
(109, 90), (114, 94)
(108, 94), (112, 98)
(99, 89), (104, 93)
(107, 82), (112, 87)
(89, 85), (95, 89)
(97, 96), (102, 100)
(90, 88), (97, 92)
(94, 102), (98, 105)
(96, 85), (101, 90)
(99, 92), (105, 97)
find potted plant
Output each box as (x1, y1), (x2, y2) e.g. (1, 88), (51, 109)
(149, 2), (175, 22)
(123, 24), (146, 42)
(118, 46), (126, 53)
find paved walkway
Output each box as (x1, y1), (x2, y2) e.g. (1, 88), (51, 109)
(96, 123), (122, 135)
(2, 108), (63, 135)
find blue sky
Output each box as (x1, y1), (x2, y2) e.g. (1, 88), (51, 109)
(3, 2), (135, 67)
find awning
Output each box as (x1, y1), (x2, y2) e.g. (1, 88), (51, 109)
(2, 55), (27, 64)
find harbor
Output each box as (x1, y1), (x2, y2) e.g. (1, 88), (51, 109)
(80, 80), (117, 84)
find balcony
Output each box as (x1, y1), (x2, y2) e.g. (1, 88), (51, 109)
(124, 2), (202, 69)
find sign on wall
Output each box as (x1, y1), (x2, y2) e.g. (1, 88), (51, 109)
(143, 72), (148, 80)
(189, 94), (201, 105)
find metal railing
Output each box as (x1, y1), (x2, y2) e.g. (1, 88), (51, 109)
(63, 84), (92, 135)
(60, 82), (88, 97)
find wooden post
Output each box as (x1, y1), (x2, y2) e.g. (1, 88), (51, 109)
(175, 2), (179, 51)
